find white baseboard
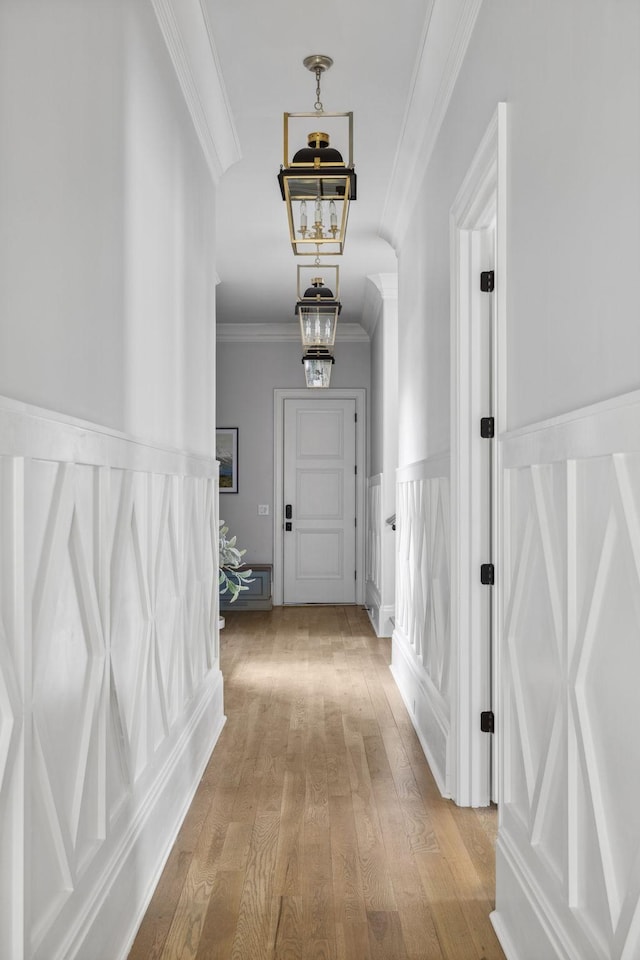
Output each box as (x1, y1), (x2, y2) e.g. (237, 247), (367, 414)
(494, 830), (600, 960)
(380, 604), (395, 637)
(60, 670), (226, 960)
(390, 631), (450, 798)
(367, 603), (395, 638)
(366, 603), (382, 635)
(490, 909), (522, 960)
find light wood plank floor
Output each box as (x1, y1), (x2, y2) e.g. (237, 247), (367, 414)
(129, 605), (505, 960)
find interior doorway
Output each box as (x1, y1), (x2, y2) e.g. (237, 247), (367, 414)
(450, 104), (506, 807)
(282, 396), (357, 604)
(273, 388), (366, 606)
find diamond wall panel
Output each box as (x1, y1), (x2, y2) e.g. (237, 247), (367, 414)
(0, 420), (219, 958)
(396, 474), (451, 700)
(500, 399), (640, 960)
(366, 478), (382, 592)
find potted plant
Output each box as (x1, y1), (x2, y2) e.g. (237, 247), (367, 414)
(219, 521), (253, 604)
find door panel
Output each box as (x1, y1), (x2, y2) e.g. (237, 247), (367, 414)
(284, 398), (356, 603)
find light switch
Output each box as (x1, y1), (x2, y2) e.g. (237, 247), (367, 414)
(258, 504), (269, 516)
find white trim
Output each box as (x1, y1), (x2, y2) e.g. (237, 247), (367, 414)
(60, 677), (225, 960)
(361, 274), (398, 338)
(494, 828), (593, 960)
(273, 388), (367, 607)
(390, 625), (450, 798)
(150, 0), (241, 183)
(0, 395), (213, 471)
(397, 450), (449, 484)
(449, 103), (506, 806)
(216, 322), (369, 343)
(380, 0), (485, 249)
(502, 387), (640, 466)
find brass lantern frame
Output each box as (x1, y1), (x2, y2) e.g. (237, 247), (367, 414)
(295, 264), (341, 348)
(278, 111), (356, 256)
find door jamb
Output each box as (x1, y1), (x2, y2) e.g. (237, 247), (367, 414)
(273, 388), (367, 606)
(450, 103), (507, 806)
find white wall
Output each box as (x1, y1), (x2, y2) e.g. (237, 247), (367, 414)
(398, 0), (640, 463)
(391, 1), (640, 958)
(370, 317), (385, 477)
(365, 277), (398, 636)
(0, 0), (218, 455)
(0, 2), (232, 957)
(216, 336), (370, 566)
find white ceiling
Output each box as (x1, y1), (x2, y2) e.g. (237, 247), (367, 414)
(203, 0), (432, 330)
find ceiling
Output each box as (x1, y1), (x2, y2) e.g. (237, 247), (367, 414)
(203, 0), (432, 331)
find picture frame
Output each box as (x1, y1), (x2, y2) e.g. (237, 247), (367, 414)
(216, 427), (239, 493)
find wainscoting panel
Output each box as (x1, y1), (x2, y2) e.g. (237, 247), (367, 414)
(494, 390), (640, 960)
(392, 454), (452, 796)
(366, 475), (383, 632)
(0, 398), (223, 960)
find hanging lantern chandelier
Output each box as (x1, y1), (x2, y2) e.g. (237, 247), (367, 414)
(295, 264), (341, 348)
(278, 55), (356, 256)
(302, 347), (335, 388)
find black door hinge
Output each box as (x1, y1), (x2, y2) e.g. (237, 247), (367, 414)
(480, 270), (495, 292)
(480, 417), (495, 439)
(480, 563), (494, 585)
(480, 710), (495, 733)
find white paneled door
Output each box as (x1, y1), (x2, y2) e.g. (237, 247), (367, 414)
(283, 397), (357, 604)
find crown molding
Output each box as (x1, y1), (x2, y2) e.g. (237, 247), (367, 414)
(380, 0), (484, 250)
(150, 0), (241, 183)
(216, 322), (369, 343)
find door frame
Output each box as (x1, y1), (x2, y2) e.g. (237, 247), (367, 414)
(273, 388), (367, 607)
(450, 103), (507, 806)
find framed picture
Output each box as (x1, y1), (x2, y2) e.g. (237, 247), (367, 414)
(216, 427), (239, 493)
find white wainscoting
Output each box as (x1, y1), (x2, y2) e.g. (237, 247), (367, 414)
(391, 454), (452, 797)
(0, 398), (223, 960)
(366, 475), (383, 633)
(493, 389), (640, 960)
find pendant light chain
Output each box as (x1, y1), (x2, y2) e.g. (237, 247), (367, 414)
(314, 66), (324, 112)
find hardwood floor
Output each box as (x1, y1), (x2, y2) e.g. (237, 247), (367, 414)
(128, 605), (505, 960)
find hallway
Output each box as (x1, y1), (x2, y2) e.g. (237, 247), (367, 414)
(129, 606), (504, 960)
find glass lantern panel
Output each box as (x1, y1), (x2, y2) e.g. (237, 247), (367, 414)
(285, 183), (351, 256)
(299, 308), (337, 347)
(303, 357), (333, 388)
(284, 175), (350, 200)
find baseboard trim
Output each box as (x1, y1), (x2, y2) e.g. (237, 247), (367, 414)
(494, 829), (600, 960)
(490, 908), (522, 960)
(367, 602), (395, 638)
(54, 669), (226, 960)
(390, 631), (450, 798)
(380, 604), (395, 637)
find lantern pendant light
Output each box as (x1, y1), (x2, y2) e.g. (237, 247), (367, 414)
(278, 55), (356, 256)
(302, 347), (335, 388)
(296, 264), (341, 348)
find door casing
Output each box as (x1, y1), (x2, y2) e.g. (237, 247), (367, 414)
(450, 103), (507, 806)
(273, 388), (366, 606)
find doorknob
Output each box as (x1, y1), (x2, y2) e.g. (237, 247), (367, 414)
(285, 504), (293, 519)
